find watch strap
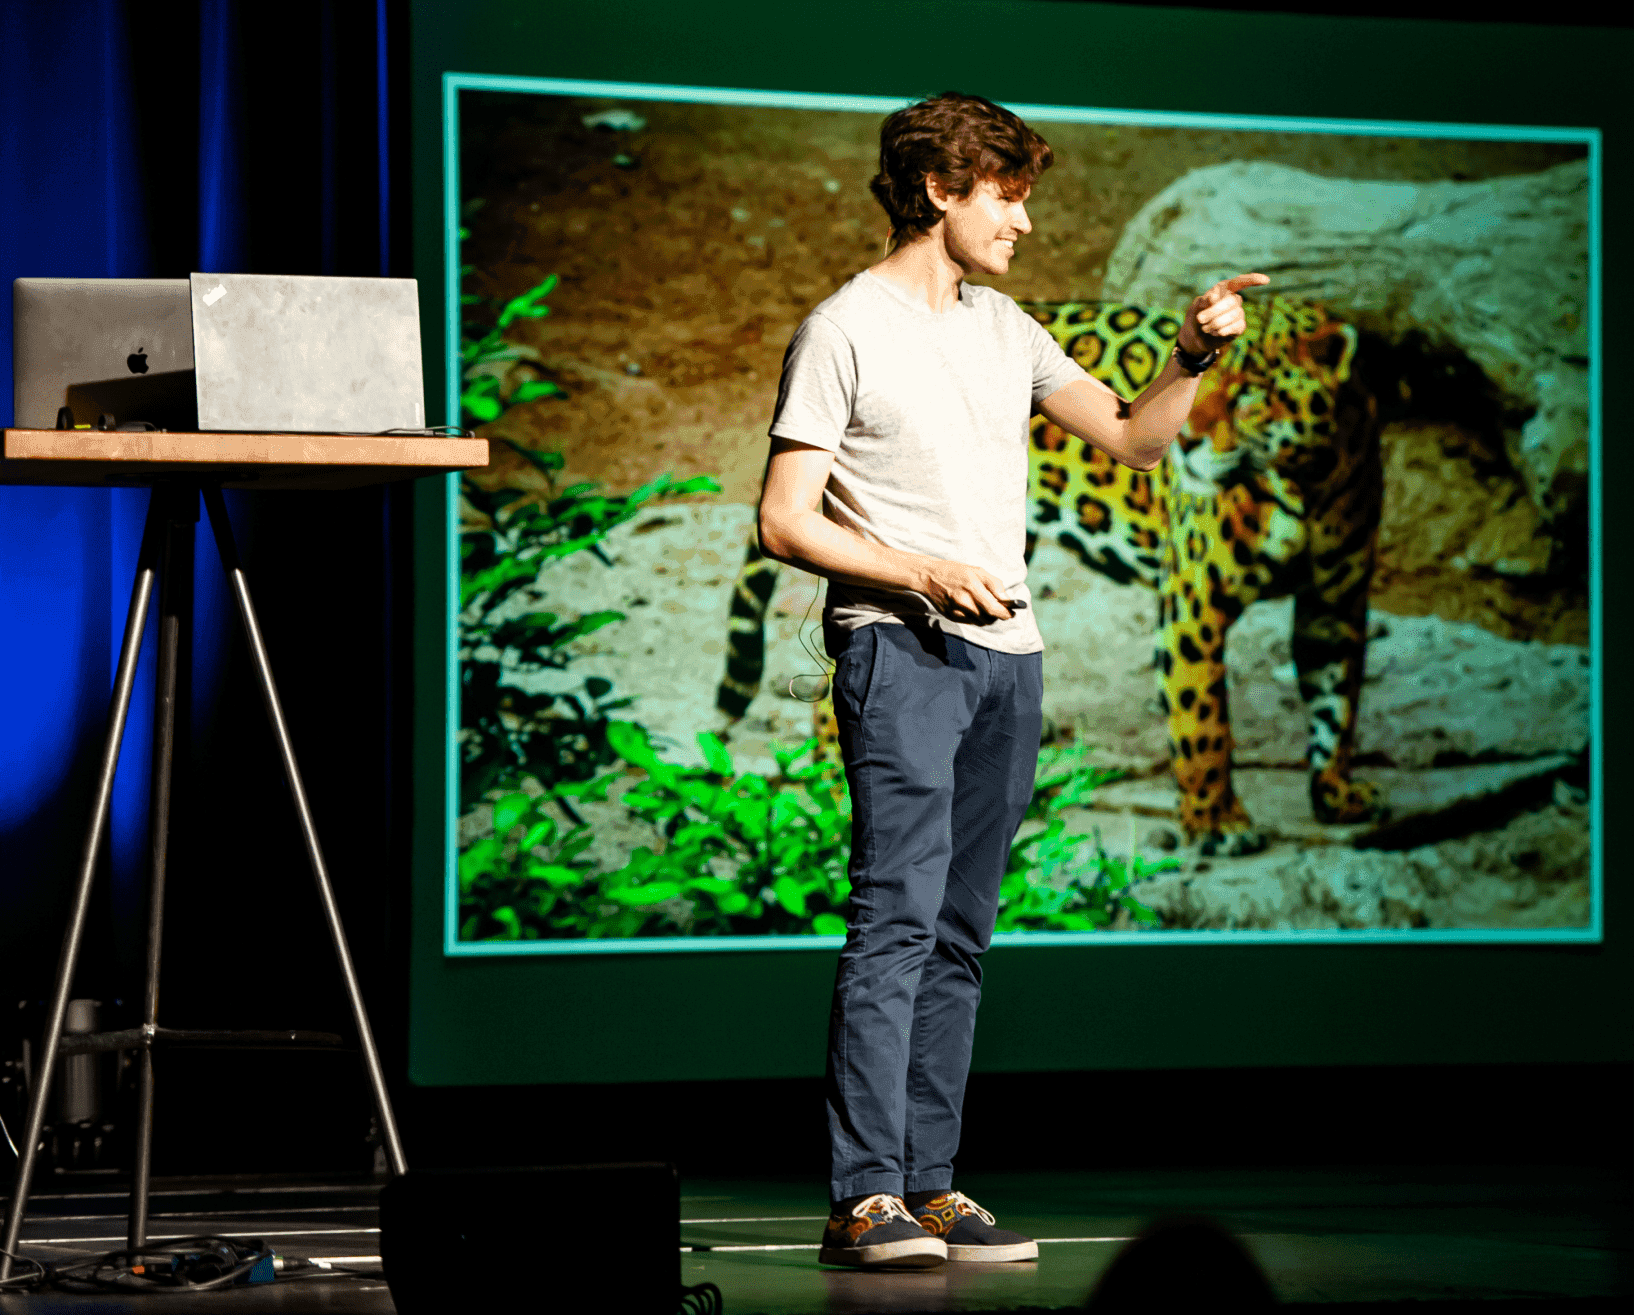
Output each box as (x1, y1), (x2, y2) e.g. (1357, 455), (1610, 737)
(1173, 341), (1219, 376)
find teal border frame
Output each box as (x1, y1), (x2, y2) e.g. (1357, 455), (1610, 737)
(440, 71), (1603, 958)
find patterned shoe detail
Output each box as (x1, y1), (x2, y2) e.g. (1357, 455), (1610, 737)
(817, 1193), (947, 1269)
(910, 1191), (1038, 1262)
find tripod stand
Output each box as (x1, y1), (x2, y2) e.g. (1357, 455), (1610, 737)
(0, 482), (406, 1276)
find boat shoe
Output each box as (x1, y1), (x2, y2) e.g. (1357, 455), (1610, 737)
(910, 1190), (1039, 1262)
(817, 1192), (947, 1269)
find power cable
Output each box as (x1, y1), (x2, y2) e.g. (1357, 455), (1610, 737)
(0, 1235), (380, 1295)
(786, 574), (832, 705)
(680, 1279), (723, 1314)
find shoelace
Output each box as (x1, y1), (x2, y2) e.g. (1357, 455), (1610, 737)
(850, 1192), (917, 1224)
(945, 1191), (996, 1225)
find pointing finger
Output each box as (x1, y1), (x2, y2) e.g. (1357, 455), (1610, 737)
(1198, 295), (1242, 327)
(1201, 303), (1247, 330)
(1222, 273), (1271, 294)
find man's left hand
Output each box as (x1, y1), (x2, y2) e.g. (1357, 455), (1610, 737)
(1180, 273), (1271, 354)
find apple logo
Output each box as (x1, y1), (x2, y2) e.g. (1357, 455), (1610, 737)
(127, 347), (148, 374)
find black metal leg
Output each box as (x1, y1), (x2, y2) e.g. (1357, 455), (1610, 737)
(127, 488), (195, 1252)
(202, 487), (408, 1177)
(0, 496), (164, 1281)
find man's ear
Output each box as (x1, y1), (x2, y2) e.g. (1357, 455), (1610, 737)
(924, 174), (951, 214)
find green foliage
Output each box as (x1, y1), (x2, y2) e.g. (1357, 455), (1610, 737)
(599, 724), (853, 937)
(460, 230), (562, 423)
(459, 456), (720, 811)
(457, 779), (612, 941)
(457, 726), (1169, 942)
(456, 730), (850, 941)
(995, 744), (1172, 933)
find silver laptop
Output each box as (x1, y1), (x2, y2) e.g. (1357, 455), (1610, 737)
(190, 273), (425, 433)
(11, 274), (425, 434)
(12, 278), (197, 430)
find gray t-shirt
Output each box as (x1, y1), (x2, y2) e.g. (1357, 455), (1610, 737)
(767, 269), (1088, 654)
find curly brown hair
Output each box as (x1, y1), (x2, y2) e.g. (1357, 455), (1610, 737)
(869, 92), (1053, 251)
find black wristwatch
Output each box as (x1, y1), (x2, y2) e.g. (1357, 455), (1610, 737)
(1173, 341), (1218, 376)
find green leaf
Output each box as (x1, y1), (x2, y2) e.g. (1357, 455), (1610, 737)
(496, 274), (560, 328)
(667, 475), (723, 496)
(492, 791), (532, 837)
(812, 913), (848, 936)
(697, 732), (734, 777)
(525, 863), (585, 889)
(559, 610), (626, 641)
(607, 720), (660, 770)
(552, 771), (621, 803)
(491, 907), (522, 939)
(457, 837), (500, 892)
(611, 882), (681, 905)
(501, 441), (566, 474)
(717, 891), (750, 915)
(519, 819), (556, 850)
(672, 822), (728, 847)
(772, 875), (807, 917)
(461, 388), (501, 423)
(511, 380), (561, 404)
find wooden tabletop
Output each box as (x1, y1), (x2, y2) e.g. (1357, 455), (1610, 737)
(1, 429), (490, 490)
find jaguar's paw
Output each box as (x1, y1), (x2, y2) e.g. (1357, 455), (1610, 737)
(1196, 826), (1269, 858)
(1185, 795), (1268, 857)
(1310, 773), (1386, 826)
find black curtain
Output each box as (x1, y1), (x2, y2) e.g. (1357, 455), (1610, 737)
(126, 0), (415, 1177)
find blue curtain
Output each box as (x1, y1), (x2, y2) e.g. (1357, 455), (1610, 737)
(0, 0), (249, 979)
(1, 0), (396, 985)
(199, 0), (245, 274)
(0, 0), (154, 966)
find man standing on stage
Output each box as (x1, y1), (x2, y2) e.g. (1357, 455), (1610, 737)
(756, 91), (1266, 1269)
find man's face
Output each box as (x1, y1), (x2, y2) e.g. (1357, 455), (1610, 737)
(932, 176), (1032, 276)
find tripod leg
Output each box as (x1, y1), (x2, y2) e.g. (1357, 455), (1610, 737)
(128, 487), (195, 1252)
(201, 488), (408, 1177)
(0, 495), (163, 1281)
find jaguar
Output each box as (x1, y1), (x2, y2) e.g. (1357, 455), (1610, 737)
(716, 295), (1385, 855)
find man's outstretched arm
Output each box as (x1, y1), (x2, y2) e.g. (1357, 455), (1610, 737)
(1038, 273), (1269, 471)
(757, 440), (1015, 624)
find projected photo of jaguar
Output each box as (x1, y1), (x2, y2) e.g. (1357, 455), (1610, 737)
(450, 84), (1595, 947)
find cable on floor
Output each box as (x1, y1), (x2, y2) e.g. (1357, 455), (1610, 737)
(2, 1234), (380, 1295)
(679, 1279), (723, 1315)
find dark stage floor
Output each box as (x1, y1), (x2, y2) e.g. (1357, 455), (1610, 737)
(0, 1164), (1627, 1312)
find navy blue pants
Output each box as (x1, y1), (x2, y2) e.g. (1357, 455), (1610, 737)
(823, 619), (1043, 1204)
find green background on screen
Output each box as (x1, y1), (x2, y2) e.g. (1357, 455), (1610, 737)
(409, 0), (1632, 1087)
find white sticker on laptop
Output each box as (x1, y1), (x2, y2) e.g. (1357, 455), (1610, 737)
(201, 284), (227, 307)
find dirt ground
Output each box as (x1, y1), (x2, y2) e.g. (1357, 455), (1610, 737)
(459, 93), (1588, 645)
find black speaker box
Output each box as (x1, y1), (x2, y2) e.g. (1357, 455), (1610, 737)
(380, 1163), (679, 1313)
